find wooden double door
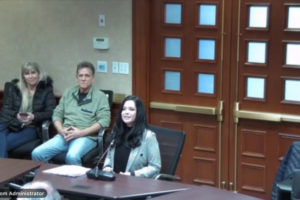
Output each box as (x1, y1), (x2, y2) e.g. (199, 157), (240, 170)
(133, 0), (300, 199)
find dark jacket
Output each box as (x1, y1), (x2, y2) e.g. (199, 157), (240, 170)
(0, 76), (56, 132)
(271, 141), (300, 200)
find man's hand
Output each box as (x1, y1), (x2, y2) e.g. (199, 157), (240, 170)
(63, 126), (82, 142)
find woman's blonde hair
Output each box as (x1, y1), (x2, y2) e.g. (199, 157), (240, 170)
(18, 62), (42, 112)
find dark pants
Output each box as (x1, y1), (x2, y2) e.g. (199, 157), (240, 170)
(0, 123), (36, 158)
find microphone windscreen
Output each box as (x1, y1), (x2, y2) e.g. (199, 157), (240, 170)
(86, 168), (116, 181)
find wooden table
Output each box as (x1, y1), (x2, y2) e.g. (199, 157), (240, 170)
(34, 163), (190, 199)
(0, 158), (41, 185)
(0, 159), (263, 200)
(0, 160), (262, 200)
(152, 185), (262, 200)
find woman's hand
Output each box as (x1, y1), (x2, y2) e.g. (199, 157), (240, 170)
(17, 113), (25, 122)
(17, 112), (34, 125)
(27, 112), (35, 121)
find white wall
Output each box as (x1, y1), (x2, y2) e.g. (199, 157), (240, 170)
(0, 0), (132, 98)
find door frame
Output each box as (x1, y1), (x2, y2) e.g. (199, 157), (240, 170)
(132, 0), (150, 108)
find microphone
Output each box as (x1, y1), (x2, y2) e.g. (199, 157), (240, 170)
(86, 140), (116, 181)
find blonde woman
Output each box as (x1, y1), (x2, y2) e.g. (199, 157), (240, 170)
(0, 62), (56, 158)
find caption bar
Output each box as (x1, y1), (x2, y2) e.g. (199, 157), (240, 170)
(0, 189), (47, 198)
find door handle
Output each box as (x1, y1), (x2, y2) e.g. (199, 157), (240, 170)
(234, 102), (300, 124)
(150, 101), (223, 119)
(150, 102), (216, 115)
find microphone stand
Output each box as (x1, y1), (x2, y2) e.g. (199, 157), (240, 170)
(86, 140), (116, 181)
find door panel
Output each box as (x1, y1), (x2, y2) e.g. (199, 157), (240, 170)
(232, 1), (300, 198)
(236, 120), (300, 198)
(235, 0), (300, 113)
(149, 0), (225, 188)
(133, 0), (300, 199)
(150, 109), (220, 186)
(150, 0), (223, 107)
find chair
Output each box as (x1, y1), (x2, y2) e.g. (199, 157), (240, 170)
(101, 89), (114, 108)
(8, 120), (51, 158)
(277, 177), (292, 200)
(50, 90), (113, 166)
(292, 171), (300, 200)
(276, 170), (300, 200)
(49, 128), (107, 166)
(272, 141), (300, 200)
(148, 124), (186, 181)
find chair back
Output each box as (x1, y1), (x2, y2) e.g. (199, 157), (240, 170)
(8, 121), (50, 158)
(292, 170), (300, 200)
(148, 125), (186, 176)
(100, 90), (113, 109)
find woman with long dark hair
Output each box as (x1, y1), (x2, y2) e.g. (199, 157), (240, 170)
(103, 95), (161, 178)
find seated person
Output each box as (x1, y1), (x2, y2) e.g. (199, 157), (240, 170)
(271, 141), (300, 200)
(0, 62), (56, 158)
(17, 181), (61, 200)
(32, 61), (111, 165)
(103, 95), (161, 178)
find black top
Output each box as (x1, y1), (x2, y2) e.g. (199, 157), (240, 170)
(114, 142), (131, 173)
(78, 92), (88, 104)
(113, 127), (131, 173)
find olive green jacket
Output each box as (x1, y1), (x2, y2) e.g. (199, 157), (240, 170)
(52, 85), (111, 140)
